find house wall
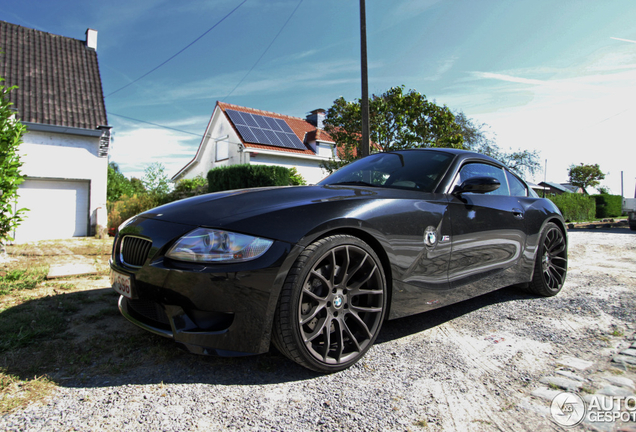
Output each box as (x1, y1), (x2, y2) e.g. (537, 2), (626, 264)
(315, 142), (336, 159)
(248, 153), (328, 184)
(175, 108), (333, 185)
(17, 130), (108, 237)
(178, 111), (247, 180)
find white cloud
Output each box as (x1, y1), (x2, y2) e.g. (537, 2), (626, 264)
(611, 37), (636, 44)
(109, 125), (201, 180)
(438, 43), (636, 195)
(470, 72), (545, 86)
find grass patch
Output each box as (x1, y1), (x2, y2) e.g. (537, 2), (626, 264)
(0, 372), (56, 414)
(413, 419), (428, 428)
(84, 307), (120, 321)
(0, 267), (48, 295)
(611, 329), (624, 337)
(0, 294), (72, 352)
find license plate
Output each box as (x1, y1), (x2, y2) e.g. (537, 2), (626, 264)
(110, 270), (133, 299)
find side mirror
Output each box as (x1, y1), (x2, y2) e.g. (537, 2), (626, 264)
(453, 176), (500, 195)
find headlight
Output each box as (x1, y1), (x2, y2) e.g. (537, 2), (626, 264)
(165, 228), (273, 263)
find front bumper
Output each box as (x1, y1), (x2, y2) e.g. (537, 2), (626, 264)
(110, 217), (298, 356)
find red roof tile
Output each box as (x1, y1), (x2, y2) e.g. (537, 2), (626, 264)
(217, 101), (333, 156)
(0, 21), (107, 129)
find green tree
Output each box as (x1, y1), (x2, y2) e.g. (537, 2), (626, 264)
(322, 86), (464, 173)
(568, 163), (605, 193)
(0, 80), (27, 245)
(596, 185), (611, 195)
(454, 111), (540, 177)
(107, 162), (145, 202)
(142, 162), (171, 199)
(163, 175), (207, 203)
(288, 167), (306, 185)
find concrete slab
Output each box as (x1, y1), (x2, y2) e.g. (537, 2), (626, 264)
(47, 263), (98, 279)
(555, 370), (586, 382)
(603, 375), (635, 390)
(530, 386), (562, 402)
(539, 376), (583, 392)
(612, 355), (636, 366)
(558, 356), (594, 370)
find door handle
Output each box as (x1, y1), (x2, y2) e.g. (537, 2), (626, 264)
(512, 208), (524, 219)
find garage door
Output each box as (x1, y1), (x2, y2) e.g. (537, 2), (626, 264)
(13, 179), (90, 242)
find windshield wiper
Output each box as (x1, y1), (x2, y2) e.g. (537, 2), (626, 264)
(328, 181), (378, 187)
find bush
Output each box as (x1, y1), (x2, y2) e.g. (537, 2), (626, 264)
(548, 193), (596, 222)
(107, 194), (158, 231)
(207, 165), (292, 193)
(162, 176), (208, 204)
(0, 81), (27, 244)
(591, 194), (622, 218)
(289, 167), (307, 186)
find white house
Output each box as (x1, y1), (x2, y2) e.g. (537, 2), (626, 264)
(172, 102), (336, 185)
(0, 21), (111, 242)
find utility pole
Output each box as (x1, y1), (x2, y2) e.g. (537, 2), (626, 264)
(360, 0), (370, 157)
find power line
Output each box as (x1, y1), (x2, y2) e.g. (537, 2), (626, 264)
(105, 0), (247, 98)
(109, 112), (203, 137)
(223, 0), (303, 100)
(107, 0), (303, 139)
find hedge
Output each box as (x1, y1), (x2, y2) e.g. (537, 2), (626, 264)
(548, 193), (596, 222)
(591, 194), (622, 218)
(207, 164), (291, 193)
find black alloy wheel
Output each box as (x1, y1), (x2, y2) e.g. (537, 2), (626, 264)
(528, 222), (567, 296)
(272, 235), (387, 373)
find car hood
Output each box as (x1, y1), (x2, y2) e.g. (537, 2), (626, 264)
(137, 185), (385, 228)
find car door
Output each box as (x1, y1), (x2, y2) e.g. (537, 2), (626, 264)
(446, 162), (527, 297)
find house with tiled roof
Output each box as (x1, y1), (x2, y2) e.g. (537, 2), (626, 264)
(172, 102), (336, 184)
(538, 181), (585, 195)
(0, 21), (111, 242)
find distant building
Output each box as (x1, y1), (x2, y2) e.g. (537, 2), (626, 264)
(538, 181), (585, 195)
(0, 20), (111, 241)
(173, 102), (336, 185)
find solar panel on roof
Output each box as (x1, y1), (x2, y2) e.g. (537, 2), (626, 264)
(225, 109), (306, 150)
(241, 112), (259, 127)
(235, 125), (257, 143)
(265, 117), (282, 131)
(225, 109), (244, 126)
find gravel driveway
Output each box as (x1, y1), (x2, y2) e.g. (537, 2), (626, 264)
(2, 230), (635, 431)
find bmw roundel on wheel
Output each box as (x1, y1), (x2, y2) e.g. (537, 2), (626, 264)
(109, 149), (567, 373)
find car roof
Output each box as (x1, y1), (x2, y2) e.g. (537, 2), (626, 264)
(386, 148), (503, 166)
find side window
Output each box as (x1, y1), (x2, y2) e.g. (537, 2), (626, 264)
(216, 140), (229, 161)
(506, 170), (528, 197)
(457, 163), (510, 196)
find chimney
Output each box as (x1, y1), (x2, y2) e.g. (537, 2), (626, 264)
(306, 109), (326, 129)
(85, 28), (98, 50)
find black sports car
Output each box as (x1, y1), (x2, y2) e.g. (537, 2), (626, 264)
(110, 149), (567, 372)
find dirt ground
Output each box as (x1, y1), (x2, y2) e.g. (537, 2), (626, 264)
(1, 228), (635, 430)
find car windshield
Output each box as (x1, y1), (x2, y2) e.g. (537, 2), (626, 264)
(319, 150), (455, 192)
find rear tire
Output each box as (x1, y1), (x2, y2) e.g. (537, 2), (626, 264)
(272, 235), (387, 373)
(527, 222), (567, 296)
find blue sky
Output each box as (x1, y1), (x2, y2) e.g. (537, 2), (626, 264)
(2, 0), (636, 194)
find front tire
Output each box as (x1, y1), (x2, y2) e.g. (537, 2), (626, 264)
(272, 235), (387, 373)
(528, 222), (567, 296)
